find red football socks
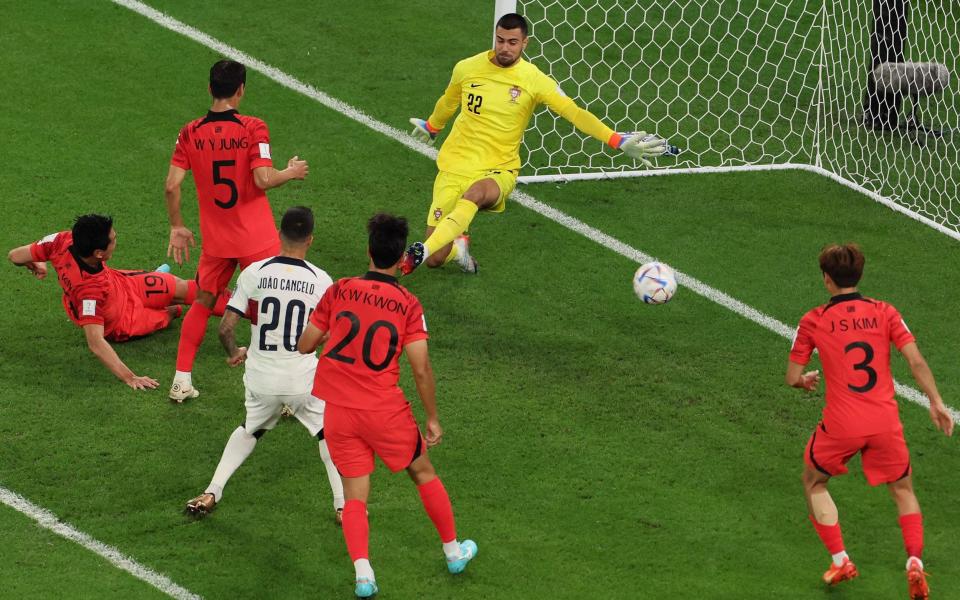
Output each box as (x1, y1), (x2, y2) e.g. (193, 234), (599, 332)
(809, 515), (846, 554)
(418, 477), (457, 543)
(175, 302), (212, 371)
(342, 499), (369, 561)
(184, 280), (198, 305)
(212, 290), (231, 317)
(899, 512), (924, 558)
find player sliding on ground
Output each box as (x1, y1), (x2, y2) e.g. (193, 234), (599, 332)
(165, 59), (309, 402)
(402, 12), (666, 275)
(298, 213), (476, 598)
(786, 243), (953, 600)
(8, 214), (221, 390)
(185, 207), (344, 524)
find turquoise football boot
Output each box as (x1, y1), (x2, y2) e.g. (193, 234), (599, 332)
(446, 540), (478, 574)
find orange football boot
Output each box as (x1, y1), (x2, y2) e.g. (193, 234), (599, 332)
(822, 557), (859, 585)
(906, 558), (929, 600)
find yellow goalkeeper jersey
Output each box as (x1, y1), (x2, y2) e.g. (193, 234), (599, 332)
(426, 51), (618, 176)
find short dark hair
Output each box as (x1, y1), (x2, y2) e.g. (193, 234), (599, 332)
(72, 214), (113, 257)
(209, 60), (246, 99)
(280, 206), (314, 243)
(367, 213), (408, 269)
(819, 243), (865, 288)
(496, 13), (528, 36)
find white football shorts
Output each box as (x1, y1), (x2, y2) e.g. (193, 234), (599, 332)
(244, 389), (325, 436)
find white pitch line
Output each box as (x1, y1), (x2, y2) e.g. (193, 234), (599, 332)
(112, 0), (959, 425)
(0, 486), (202, 600)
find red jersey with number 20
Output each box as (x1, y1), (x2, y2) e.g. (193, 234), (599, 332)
(310, 272), (429, 411)
(171, 109), (278, 258)
(790, 293), (915, 438)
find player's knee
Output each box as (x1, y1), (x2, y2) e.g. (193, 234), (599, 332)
(195, 289), (217, 308)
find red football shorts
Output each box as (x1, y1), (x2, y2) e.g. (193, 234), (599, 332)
(804, 422), (911, 486)
(322, 402), (424, 478)
(120, 271), (178, 309)
(196, 242), (281, 294)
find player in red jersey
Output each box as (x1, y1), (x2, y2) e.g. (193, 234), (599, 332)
(298, 213), (476, 599)
(165, 59), (308, 402)
(8, 214), (209, 390)
(787, 243), (953, 599)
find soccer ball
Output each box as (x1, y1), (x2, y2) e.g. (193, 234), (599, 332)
(633, 262), (677, 304)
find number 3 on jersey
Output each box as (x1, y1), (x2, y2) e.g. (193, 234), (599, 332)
(326, 310), (399, 371)
(844, 341), (877, 393)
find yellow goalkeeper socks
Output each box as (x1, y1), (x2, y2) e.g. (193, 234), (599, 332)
(425, 199), (478, 256)
(442, 243), (459, 265)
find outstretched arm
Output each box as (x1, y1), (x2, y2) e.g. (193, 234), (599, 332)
(541, 86), (666, 164)
(900, 342), (953, 435)
(405, 339), (442, 446)
(409, 64), (463, 143)
(8, 244), (47, 279)
(82, 324), (158, 390)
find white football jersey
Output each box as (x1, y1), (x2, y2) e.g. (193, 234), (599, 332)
(227, 255), (333, 395)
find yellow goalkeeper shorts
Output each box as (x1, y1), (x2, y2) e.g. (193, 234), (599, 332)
(427, 169), (518, 227)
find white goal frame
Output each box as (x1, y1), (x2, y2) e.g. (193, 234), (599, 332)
(493, 0), (960, 242)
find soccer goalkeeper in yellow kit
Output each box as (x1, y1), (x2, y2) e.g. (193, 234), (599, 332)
(401, 12), (665, 275)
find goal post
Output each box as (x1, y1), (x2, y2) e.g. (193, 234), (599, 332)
(498, 0), (960, 240)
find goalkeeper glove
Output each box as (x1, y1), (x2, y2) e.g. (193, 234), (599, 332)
(409, 118), (440, 144)
(616, 131), (668, 167)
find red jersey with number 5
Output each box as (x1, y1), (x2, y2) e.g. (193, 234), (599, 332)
(309, 272), (429, 411)
(171, 109), (278, 258)
(790, 292), (915, 437)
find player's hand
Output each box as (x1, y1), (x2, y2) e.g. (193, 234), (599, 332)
(799, 369), (820, 391)
(125, 375), (159, 390)
(425, 418), (443, 447)
(409, 118), (438, 145)
(167, 226), (196, 266)
(929, 400), (954, 436)
(618, 131), (667, 167)
(226, 347), (248, 367)
(25, 261), (47, 279)
(286, 156), (309, 180)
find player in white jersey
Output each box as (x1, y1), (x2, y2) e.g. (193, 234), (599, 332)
(185, 206), (345, 524)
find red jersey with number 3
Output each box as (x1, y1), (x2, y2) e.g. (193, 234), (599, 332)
(309, 272), (429, 411)
(790, 292), (915, 437)
(171, 109), (278, 258)
(30, 231), (138, 340)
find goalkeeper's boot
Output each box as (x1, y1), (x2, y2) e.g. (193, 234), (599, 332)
(822, 557), (859, 586)
(446, 540), (478, 574)
(400, 242), (425, 275)
(185, 493), (217, 517)
(169, 380), (200, 403)
(354, 577), (378, 598)
(906, 557), (929, 599)
(453, 235), (478, 274)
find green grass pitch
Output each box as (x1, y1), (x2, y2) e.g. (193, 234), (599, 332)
(1, 1), (958, 598)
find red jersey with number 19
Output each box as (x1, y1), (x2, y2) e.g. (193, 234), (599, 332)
(309, 272), (428, 411)
(790, 292), (915, 438)
(171, 109), (278, 258)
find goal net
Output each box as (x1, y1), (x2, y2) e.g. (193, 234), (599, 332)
(509, 0), (960, 236)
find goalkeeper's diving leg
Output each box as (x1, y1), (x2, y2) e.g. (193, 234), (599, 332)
(401, 178), (502, 275)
